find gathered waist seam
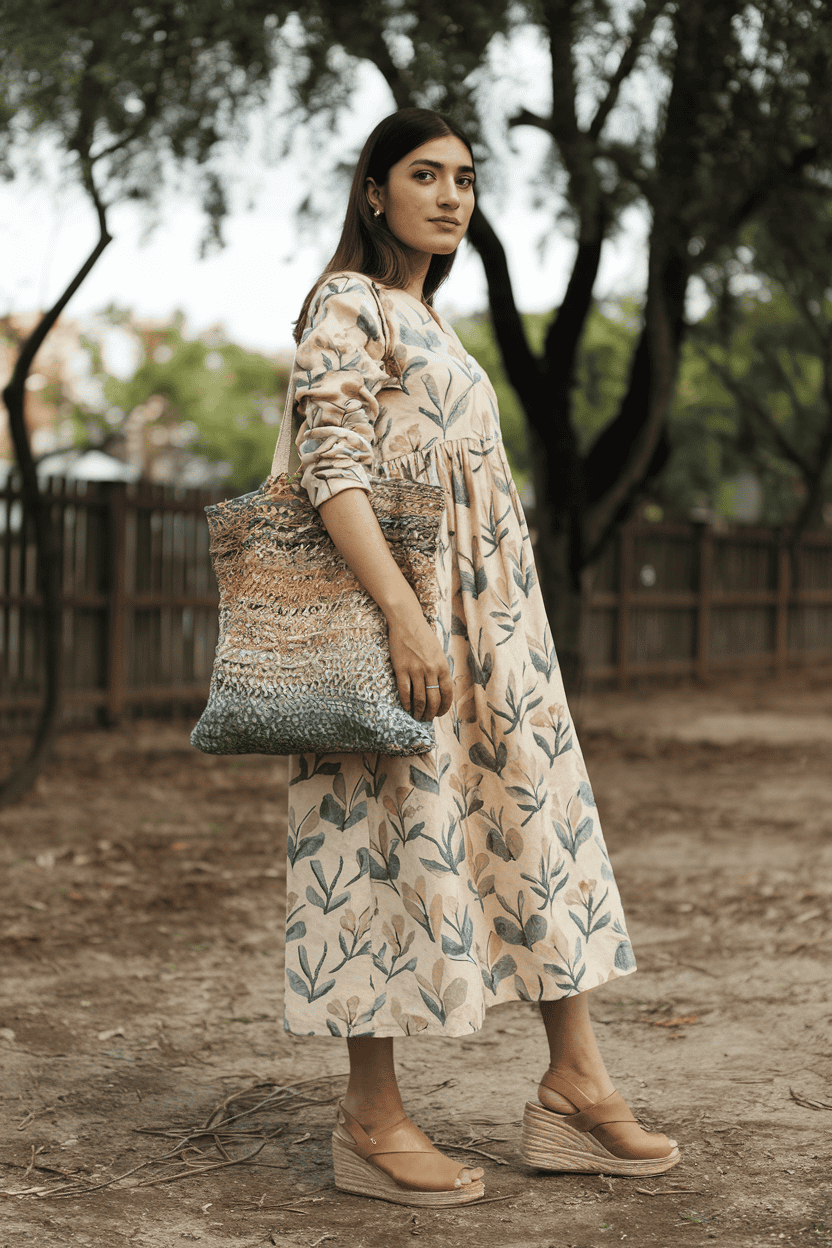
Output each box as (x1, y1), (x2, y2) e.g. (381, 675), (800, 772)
(378, 434), (504, 471)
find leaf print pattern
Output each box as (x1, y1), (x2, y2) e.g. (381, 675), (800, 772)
(284, 273), (635, 1038)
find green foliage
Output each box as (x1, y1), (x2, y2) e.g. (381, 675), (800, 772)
(0, 1), (278, 237)
(273, 0), (512, 134)
(458, 287), (832, 528)
(102, 323), (289, 491)
(454, 302), (640, 488)
(668, 285), (832, 527)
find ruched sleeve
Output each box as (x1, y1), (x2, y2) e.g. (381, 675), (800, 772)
(293, 274), (394, 508)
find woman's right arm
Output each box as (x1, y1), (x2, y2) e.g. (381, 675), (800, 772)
(317, 486), (452, 724)
(293, 276), (451, 722)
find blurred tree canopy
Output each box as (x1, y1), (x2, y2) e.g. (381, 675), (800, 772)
(0, 0), (279, 800)
(462, 280), (832, 532)
(272, 0), (832, 683)
(690, 186), (832, 540)
(95, 320), (289, 491)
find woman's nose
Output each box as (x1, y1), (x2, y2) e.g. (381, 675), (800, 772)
(438, 180), (460, 207)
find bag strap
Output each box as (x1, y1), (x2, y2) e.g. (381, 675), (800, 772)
(271, 346), (299, 478)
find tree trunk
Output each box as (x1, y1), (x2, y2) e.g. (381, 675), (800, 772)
(0, 216), (112, 807)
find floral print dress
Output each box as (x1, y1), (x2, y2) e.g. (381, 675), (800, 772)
(284, 271), (635, 1038)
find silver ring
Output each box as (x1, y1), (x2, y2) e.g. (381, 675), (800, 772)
(425, 685), (440, 689)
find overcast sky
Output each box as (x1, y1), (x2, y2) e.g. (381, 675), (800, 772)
(0, 38), (653, 356)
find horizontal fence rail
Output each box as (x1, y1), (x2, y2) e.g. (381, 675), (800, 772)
(1, 477), (224, 727)
(3, 477), (832, 727)
(584, 520), (832, 687)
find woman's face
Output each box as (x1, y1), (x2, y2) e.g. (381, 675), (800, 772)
(367, 134), (475, 261)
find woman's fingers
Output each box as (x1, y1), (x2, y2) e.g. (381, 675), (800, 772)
(396, 671), (413, 716)
(437, 668), (454, 718)
(411, 679), (427, 722)
(412, 669), (453, 721)
(394, 672), (450, 721)
(386, 614), (453, 721)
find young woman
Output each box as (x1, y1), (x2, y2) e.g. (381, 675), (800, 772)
(285, 107), (679, 1206)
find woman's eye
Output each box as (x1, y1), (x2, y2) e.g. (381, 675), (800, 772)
(458, 177), (474, 188)
(414, 170), (433, 181)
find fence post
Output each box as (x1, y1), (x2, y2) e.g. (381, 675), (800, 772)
(696, 524), (713, 682)
(106, 483), (128, 724)
(616, 524), (634, 690)
(775, 544), (790, 673)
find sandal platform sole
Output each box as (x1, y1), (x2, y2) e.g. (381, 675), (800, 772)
(332, 1136), (485, 1206)
(520, 1101), (681, 1176)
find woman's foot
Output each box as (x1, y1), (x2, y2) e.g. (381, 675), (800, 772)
(528, 997), (681, 1174)
(537, 1067), (678, 1161)
(338, 1094), (484, 1191)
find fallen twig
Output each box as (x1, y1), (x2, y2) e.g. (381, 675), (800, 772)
(22, 1146), (44, 1180)
(789, 1087), (832, 1111)
(16, 1107), (54, 1131)
(244, 1185), (330, 1211)
(136, 1138), (271, 1187)
(464, 1191), (527, 1206)
(9, 1077), (340, 1201)
(635, 1187), (703, 1196)
(432, 1140), (509, 1166)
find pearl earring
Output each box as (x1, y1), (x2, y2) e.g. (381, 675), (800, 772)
(374, 208), (382, 218)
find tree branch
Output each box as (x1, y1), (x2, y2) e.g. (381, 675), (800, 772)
(540, 0), (581, 153)
(507, 107), (553, 134)
(584, 248), (686, 555)
(0, 172), (112, 807)
(465, 203), (539, 405)
(544, 222), (605, 370)
(588, 0), (668, 141)
(708, 359), (813, 477)
(786, 359), (832, 547)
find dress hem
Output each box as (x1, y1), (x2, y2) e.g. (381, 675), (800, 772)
(282, 961), (638, 1040)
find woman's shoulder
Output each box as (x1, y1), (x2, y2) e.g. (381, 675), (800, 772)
(311, 269), (385, 303)
(300, 272), (403, 380)
(305, 270), (392, 330)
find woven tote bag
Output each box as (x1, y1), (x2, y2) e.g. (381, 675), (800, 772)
(191, 336), (446, 757)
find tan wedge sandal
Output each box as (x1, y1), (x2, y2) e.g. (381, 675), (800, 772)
(520, 1071), (681, 1177)
(332, 1101), (486, 1206)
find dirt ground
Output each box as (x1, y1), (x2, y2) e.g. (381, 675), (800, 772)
(1, 669), (831, 1248)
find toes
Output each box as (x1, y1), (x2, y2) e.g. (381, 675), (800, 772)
(455, 1165), (484, 1186)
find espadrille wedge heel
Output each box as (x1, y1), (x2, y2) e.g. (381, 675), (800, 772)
(332, 1102), (485, 1207)
(520, 1071), (680, 1177)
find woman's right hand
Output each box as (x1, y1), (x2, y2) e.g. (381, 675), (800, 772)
(386, 608), (453, 722)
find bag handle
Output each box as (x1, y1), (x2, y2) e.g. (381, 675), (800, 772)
(271, 347), (299, 478)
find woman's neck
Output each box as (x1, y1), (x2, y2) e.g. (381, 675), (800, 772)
(403, 254), (431, 302)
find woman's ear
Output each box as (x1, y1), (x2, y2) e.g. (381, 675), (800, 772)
(365, 177), (385, 216)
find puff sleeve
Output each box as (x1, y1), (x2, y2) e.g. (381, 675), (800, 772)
(293, 274), (394, 509)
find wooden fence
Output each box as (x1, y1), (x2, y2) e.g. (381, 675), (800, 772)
(584, 519), (832, 686)
(2, 478), (832, 729)
(0, 477), (223, 728)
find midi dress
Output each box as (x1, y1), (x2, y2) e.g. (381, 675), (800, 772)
(284, 271), (636, 1038)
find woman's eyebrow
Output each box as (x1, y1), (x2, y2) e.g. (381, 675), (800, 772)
(407, 157), (475, 175)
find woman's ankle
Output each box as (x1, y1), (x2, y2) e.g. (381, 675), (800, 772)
(541, 1061), (615, 1105)
(342, 1080), (405, 1128)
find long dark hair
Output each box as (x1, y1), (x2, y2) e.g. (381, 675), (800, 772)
(293, 108), (475, 342)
